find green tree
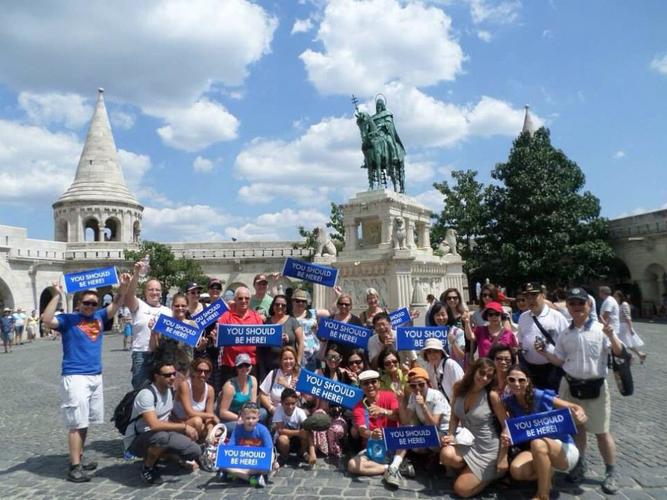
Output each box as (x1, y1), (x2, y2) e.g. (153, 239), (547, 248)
(481, 127), (614, 289)
(326, 202), (345, 245)
(431, 169), (489, 275)
(125, 241), (210, 299)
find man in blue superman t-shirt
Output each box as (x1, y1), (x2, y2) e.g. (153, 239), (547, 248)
(42, 275), (130, 483)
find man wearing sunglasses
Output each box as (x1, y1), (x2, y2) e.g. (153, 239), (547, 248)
(123, 358), (202, 485)
(42, 274), (131, 483)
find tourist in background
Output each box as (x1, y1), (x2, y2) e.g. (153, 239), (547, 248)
(258, 294), (303, 382)
(291, 288), (331, 371)
(26, 309), (39, 343)
(465, 301), (517, 359)
(613, 290), (647, 363)
(250, 273), (273, 321)
(359, 288), (387, 328)
(12, 307), (26, 345)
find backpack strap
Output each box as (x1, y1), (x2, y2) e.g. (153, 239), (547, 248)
(532, 315), (556, 346)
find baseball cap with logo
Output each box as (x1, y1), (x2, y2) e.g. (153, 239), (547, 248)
(522, 282), (545, 294)
(566, 287), (589, 302)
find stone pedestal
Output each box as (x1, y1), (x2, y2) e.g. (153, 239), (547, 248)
(312, 190), (466, 313)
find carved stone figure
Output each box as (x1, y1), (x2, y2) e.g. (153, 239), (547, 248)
(438, 228), (459, 256)
(314, 226), (337, 257)
(393, 218), (406, 250)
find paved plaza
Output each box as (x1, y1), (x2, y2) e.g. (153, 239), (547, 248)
(0, 323), (666, 499)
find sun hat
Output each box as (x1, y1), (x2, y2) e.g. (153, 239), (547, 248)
(358, 369), (380, 382)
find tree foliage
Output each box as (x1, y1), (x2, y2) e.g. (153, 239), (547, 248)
(431, 128), (614, 290)
(326, 202), (345, 244)
(125, 241), (210, 299)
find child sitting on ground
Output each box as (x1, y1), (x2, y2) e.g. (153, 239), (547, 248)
(273, 388), (315, 466)
(222, 402), (277, 488)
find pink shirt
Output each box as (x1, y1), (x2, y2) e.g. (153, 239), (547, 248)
(473, 326), (517, 358)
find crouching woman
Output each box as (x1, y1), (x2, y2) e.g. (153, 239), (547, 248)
(501, 364), (587, 500)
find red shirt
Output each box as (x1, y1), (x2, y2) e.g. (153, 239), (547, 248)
(352, 390), (399, 432)
(218, 309), (264, 367)
(473, 326), (517, 358)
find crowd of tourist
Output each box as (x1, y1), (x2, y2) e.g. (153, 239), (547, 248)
(37, 257), (649, 498)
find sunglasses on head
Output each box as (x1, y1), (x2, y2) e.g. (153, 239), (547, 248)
(81, 301), (99, 307)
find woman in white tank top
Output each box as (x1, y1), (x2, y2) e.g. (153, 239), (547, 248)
(172, 357), (219, 441)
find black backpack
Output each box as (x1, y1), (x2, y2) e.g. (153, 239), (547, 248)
(111, 383), (157, 435)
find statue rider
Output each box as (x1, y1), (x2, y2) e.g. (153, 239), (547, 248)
(371, 97), (405, 172)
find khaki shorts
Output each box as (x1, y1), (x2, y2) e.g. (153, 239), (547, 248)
(60, 374), (104, 429)
(558, 378), (610, 434)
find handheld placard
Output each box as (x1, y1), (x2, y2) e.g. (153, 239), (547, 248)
(282, 257), (338, 288)
(63, 266), (119, 294)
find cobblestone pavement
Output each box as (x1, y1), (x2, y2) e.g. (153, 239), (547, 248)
(1, 323), (666, 499)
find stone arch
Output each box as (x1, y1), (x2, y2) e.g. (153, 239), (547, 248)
(39, 286), (59, 314)
(643, 263), (666, 307)
(133, 220), (141, 243)
(84, 217), (100, 242)
(0, 276), (15, 311)
(104, 216), (121, 242)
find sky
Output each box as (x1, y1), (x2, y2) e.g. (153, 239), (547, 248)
(0, 0), (665, 243)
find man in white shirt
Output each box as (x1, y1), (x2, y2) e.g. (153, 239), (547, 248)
(367, 313), (416, 369)
(125, 260), (172, 389)
(517, 282), (569, 390)
(537, 287), (623, 495)
(599, 286), (620, 334)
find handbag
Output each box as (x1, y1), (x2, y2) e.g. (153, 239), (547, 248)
(565, 375), (604, 400)
(366, 437), (387, 463)
(610, 346), (634, 396)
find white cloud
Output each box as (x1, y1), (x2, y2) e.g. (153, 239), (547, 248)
(238, 183), (331, 205)
(118, 149), (152, 191)
(142, 204), (236, 241)
(156, 99), (239, 151)
(405, 161), (436, 183)
(469, 0), (521, 25)
(193, 156), (215, 173)
(18, 91), (92, 129)
(466, 95), (537, 136)
(0, 119), (80, 201)
(414, 188), (444, 213)
(110, 110), (136, 130)
(613, 150), (626, 159)
(300, 0), (463, 96)
(650, 53), (667, 75)
(291, 17), (314, 34)
(0, 1), (277, 110)
(477, 30), (492, 42)
(235, 115), (363, 185)
(225, 208), (329, 241)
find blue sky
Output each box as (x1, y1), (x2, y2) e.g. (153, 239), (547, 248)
(0, 0), (665, 242)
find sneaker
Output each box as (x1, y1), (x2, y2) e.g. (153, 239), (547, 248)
(601, 472), (619, 494)
(140, 465), (164, 485)
(567, 457), (586, 483)
(66, 464), (91, 483)
(399, 460), (416, 478)
(383, 467), (402, 488)
(249, 474), (266, 488)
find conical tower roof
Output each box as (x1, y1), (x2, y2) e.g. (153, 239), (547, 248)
(54, 88), (141, 207)
(521, 105), (537, 136)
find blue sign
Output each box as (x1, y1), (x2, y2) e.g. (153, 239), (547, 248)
(217, 324), (282, 347)
(389, 307), (411, 328)
(192, 298), (229, 330)
(282, 257), (338, 288)
(63, 266), (118, 294)
(152, 314), (202, 348)
(383, 425), (440, 451)
(506, 408), (577, 446)
(396, 326), (448, 351)
(317, 318), (372, 349)
(295, 369), (364, 410)
(215, 445), (273, 470)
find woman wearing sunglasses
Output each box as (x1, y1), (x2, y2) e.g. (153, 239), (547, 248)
(465, 301), (517, 359)
(487, 344), (517, 396)
(377, 347), (410, 424)
(171, 357), (219, 442)
(317, 292), (363, 364)
(290, 289), (331, 370)
(218, 353), (262, 434)
(311, 344), (353, 460)
(344, 348), (369, 386)
(257, 294), (304, 382)
(501, 365), (587, 500)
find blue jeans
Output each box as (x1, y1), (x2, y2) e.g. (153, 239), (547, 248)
(131, 351), (153, 390)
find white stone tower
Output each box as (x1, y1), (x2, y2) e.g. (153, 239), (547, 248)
(53, 88), (143, 244)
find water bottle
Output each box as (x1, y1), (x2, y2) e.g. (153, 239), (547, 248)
(138, 255), (150, 278)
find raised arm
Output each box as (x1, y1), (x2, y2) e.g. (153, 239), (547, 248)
(41, 282), (64, 329)
(105, 272), (131, 319)
(125, 261), (145, 313)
